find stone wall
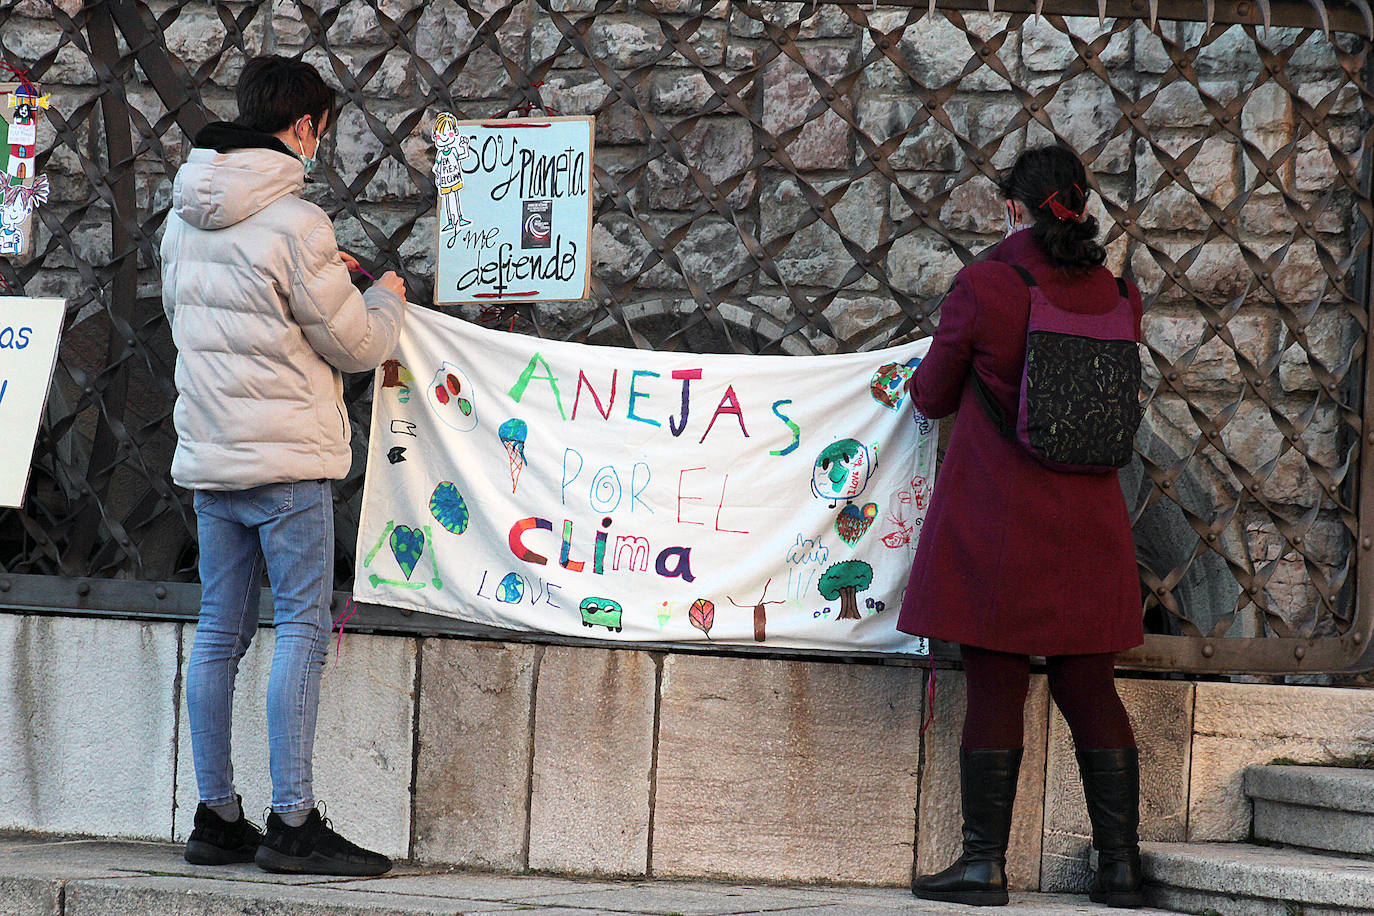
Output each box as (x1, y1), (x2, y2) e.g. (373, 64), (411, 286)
(4, 610), (1373, 888)
(5, 0), (1364, 643)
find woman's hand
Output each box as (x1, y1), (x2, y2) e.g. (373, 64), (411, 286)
(339, 251), (362, 273)
(374, 270), (406, 299)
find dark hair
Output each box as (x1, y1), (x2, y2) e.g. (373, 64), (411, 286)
(236, 56), (337, 135)
(999, 145), (1106, 271)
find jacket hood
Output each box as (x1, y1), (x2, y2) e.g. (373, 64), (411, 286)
(172, 122), (306, 231)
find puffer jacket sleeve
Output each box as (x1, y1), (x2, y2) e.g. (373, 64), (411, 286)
(160, 217), (180, 327)
(286, 214), (406, 373)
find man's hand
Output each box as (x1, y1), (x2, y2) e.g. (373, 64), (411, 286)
(339, 251), (362, 272)
(374, 270), (405, 299)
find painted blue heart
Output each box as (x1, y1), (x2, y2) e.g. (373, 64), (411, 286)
(390, 525), (425, 579)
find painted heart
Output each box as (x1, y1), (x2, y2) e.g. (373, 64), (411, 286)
(835, 502), (879, 547)
(390, 525), (425, 579)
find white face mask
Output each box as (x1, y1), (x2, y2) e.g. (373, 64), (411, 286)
(1004, 201), (1029, 237)
(293, 117), (319, 176)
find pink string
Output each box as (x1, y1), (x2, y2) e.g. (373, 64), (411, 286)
(333, 597), (358, 658)
(919, 659), (938, 735)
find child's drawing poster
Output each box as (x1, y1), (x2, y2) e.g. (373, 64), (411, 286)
(356, 308), (937, 654)
(432, 114), (593, 306)
(1, 81), (51, 260)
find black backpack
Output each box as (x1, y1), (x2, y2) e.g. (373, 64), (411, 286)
(972, 265), (1142, 473)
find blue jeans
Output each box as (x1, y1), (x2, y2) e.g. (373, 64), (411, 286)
(186, 479), (333, 815)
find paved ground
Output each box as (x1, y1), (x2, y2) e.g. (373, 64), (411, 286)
(0, 833), (1180, 915)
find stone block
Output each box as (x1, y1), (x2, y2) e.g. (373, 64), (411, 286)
(916, 669), (1048, 891)
(651, 71), (719, 116)
(856, 98), (963, 172)
(1296, 78), (1363, 118)
(1042, 77), (1132, 174)
(731, 3), (856, 39)
(413, 639), (540, 868)
(886, 230), (965, 301)
(1140, 309), (1278, 393)
(1187, 682), (1374, 840)
(527, 647), (655, 876)
(172, 629), (416, 860)
(1134, 136), (1239, 232)
(592, 214), (654, 286)
(1133, 22), (1175, 74)
(937, 176), (1003, 235)
(0, 614), (179, 839)
(862, 11), (1018, 93)
(1040, 679), (1192, 893)
(762, 45), (854, 171)
(644, 118), (756, 210)
(957, 96), (1026, 170)
(640, 215), (755, 292)
(1130, 238), (1251, 307)
(1021, 16), (1132, 72)
(820, 296), (902, 347)
(1243, 518), (1348, 636)
(652, 655), (921, 885)
(1279, 309), (1360, 393)
(761, 175), (885, 290)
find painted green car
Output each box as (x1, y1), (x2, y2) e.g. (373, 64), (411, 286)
(579, 597), (623, 632)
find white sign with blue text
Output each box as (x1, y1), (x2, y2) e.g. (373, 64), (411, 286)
(355, 308), (937, 655)
(0, 297), (64, 508)
(433, 114), (594, 306)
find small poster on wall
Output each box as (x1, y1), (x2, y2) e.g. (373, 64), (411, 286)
(0, 297), (65, 508)
(431, 114), (594, 306)
(0, 80), (52, 261)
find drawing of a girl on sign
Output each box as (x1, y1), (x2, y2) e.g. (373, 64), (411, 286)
(432, 112), (472, 237)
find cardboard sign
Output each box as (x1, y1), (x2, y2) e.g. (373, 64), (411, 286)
(356, 307), (936, 654)
(0, 296), (64, 508)
(432, 115), (594, 306)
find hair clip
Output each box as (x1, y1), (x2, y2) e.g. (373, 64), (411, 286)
(1041, 189), (1083, 222)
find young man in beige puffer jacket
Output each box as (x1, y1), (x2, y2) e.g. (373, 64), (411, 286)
(161, 56), (404, 878)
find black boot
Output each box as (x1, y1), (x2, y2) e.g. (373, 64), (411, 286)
(184, 796), (263, 865)
(912, 747), (1023, 907)
(255, 805), (392, 876)
(1077, 748), (1145, 908)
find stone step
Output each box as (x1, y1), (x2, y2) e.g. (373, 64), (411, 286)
(1244, 765), (1374, 855)
(1142, 841), (1374, 916)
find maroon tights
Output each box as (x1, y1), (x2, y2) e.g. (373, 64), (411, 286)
(959, 645), (1136, 750)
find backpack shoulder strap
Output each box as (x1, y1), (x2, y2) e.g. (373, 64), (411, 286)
(971, 262), (1035, 440)
(972, 370), (1015, 439)
(1115, 277), (1129, 299)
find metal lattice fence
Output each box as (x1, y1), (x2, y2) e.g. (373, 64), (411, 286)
(0, 0), (1371, 673)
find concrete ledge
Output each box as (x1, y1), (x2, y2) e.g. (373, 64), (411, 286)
(1142, 841), (1374, 914)
(0, 834), (1188, 916)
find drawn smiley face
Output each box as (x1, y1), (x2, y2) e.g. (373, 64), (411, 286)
(426, 361), (478, 431)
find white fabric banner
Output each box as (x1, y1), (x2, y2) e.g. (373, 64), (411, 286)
(355, 307), (936, 654)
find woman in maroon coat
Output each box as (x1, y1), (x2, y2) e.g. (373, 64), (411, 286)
(902, 146), (1145, 908)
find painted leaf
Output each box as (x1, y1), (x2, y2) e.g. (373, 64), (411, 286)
(689, 598), (715, 638)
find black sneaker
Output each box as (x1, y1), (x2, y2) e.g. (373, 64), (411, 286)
(184, 797), (263, 865)
(254, 805), (392, 876)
